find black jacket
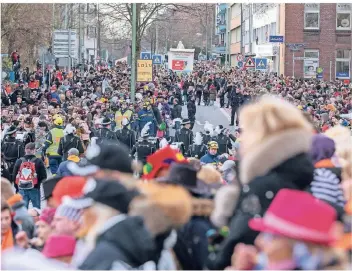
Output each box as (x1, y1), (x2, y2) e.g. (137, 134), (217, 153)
(230, 92), (244, 108)
(13, 154), (47, 188)
(116, 128), (136, 150)
(171, 104), (182, 120)
(57, 134), (85, 161)
(175, 127), (193, 154)
(79, 215), (157, 270)
(206, 153), (314, 270)
(187, 100), (196, 118)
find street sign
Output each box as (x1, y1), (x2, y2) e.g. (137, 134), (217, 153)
(244, 56), (255, 68)
(152, 54), (162, 65)
(286, 43), (306, 51)
(269, 35), (284, 43)
(238, 61), (243, 68)
(137, 60), (153, 82)
(237, 54), (244, 62)
(53, 30), (77, 58)
(255, 58), (268, 71)
(140, 52), (152, 60)
(316, 67), (323, 79)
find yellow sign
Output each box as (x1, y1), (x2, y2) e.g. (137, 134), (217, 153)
(137, 60), (153, 82)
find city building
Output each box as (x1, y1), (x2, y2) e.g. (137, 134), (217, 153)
(229, 3), (242, 66)
(215, 3), (228, 61)
(284, 3), (351, 80)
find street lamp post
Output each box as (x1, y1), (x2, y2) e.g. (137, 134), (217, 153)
(130, 3), (137, 103)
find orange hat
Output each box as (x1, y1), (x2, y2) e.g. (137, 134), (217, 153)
(7, 194), (23, 207)
(326, 104), (336, 112)
(143, 146), (188, 180)
(52, 176), (87, 205)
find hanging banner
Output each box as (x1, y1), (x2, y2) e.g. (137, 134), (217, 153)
(168, 49), (195, 74)
(137, 60), (153, 82)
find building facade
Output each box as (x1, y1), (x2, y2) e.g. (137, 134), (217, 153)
(284, 3), (352, 80)
(229, 3), (242, 66)
(215, 3), (228, 58)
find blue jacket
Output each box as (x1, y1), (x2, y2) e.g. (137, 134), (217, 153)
(56, 156), (80, 176)
(200, 153), (219, 165)
(138, 109), (156, 136)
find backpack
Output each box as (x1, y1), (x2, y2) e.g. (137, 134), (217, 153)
(15, 157), (38, 190)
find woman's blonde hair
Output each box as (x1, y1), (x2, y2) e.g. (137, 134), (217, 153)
(325, 126), (352, 161)
(239, 95), (312, 153)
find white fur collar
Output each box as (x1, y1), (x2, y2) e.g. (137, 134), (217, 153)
(240, 129), (312, 184)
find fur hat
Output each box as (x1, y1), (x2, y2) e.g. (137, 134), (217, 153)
(239, 96), (312, 153)
(64, 123), (76, 136)
(131, 182), (192, 234)
(194, 132), (203, 145)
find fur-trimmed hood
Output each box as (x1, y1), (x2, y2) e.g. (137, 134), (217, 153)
(240, 129), (312, 184)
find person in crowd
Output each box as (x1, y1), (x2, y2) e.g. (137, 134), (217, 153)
(138, 101), (157, 137)
(42, 116), (64, 175)
(115, 100), (133, 130)
(13, 143), (47, 209)
(1, 200), (16, 251)
(230, 189), (347, 270)
(206, 96), (315, 270)
(188, 132), (208, 159)
(94, 117), (118, 143)
(30, 208), (56, 250)
(175, 119), (193, 156)
(1, 126), (25, 188)
(116, 118), (136, 150)
(213, 125), (232, 155)
(229, 87), (243, 126)
(131, 122), (156, 164)
(58, 123), (85, 161)
(187, 95), (197, 130)
(56, 148), (82, 177)
(200, 141), (220, 165)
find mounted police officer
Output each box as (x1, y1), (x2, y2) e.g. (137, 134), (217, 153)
(131, 122), (156, 164)
(188, 132), (207, 159)
(213, 125), (232, 155)
(175, 119), (193, 156)
(95, 117), (118, 143)
(116, 118), (136, 150)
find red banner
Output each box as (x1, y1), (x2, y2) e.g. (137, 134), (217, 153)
(172, 60), (185, 71)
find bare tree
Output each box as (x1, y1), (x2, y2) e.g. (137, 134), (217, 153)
(1, 3), (53, 67)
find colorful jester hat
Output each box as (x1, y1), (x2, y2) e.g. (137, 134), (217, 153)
(143, 145), (188, 180)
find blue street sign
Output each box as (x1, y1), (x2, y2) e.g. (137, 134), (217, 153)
(269, 35), (284, 43)
(336, 72), (349, 78)
(255, 58), (268, 71)
(140, 52), (151, 60)
(238, 61), (243, 68)
(152, 54), (162, 65)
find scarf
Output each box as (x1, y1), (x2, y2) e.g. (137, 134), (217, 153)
(1, 228), (14, 251)
(67, 155), (80, 163)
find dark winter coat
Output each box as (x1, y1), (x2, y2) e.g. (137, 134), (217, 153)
(79, 215), (157, 270)
(206, 130), (314, 270)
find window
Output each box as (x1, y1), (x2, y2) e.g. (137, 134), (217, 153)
(336, 4), (351, 30)
(231, 4), (241, 18)
(304, 4), (320, 29)
(231, 27), (241, 44)
(304, 50), (319, 78)
(270, 22), (277, 35)
(236, 27), (241, 42)
(336, 49), (351, 79)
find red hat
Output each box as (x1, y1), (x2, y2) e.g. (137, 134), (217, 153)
(249, 189), (337, 246)
(39, 208), (56, 225)
(42, 235), (76, 258)
(52, 176), (87, 205)
(143, 145), (188, 180)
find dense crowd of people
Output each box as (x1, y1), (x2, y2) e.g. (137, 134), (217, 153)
(1, 55), (352, 270)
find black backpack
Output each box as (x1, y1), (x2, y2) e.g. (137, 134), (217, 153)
(61, 136), (80, 153)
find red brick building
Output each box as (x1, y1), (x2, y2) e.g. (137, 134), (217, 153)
(284, 3), (351, 81)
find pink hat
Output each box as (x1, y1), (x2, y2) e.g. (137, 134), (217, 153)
(39, 208), (56, 225)
(42, 235), (76, 258)
(249, 189), (337, 246)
